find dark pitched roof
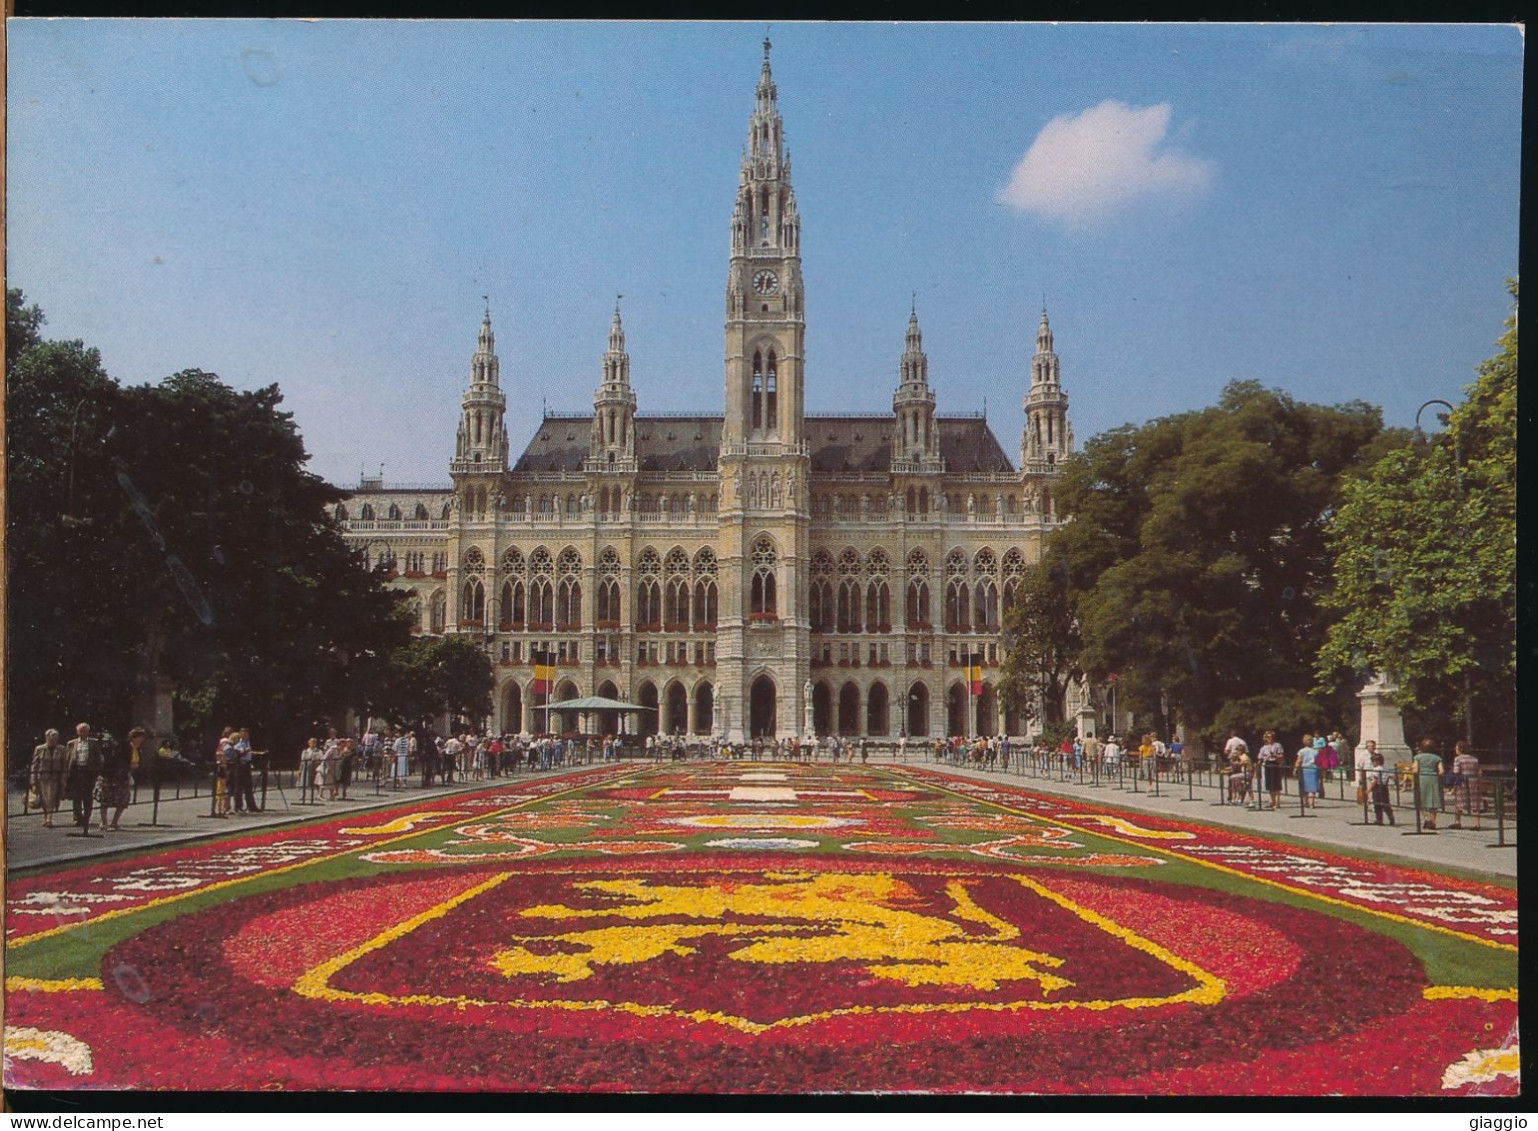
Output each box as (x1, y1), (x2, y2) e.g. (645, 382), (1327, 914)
(512, 413), (1015, 475)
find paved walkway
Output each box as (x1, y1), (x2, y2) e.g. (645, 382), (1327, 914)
(6, 756), (1516, 879)
(3, 762), (619, 871)
(903, 757), (1517, 879)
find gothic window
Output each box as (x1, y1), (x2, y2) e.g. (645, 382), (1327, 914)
(462, 577), (485, 625)
(636, 547), (662, 629)
(538, 496), (551, 515)
(1041, 486), (1052, 519)
(946, 580), (970, 632)
(501, 579), (524, 627)
(945, 549), (968, 579)
(866, 578), (891, 631)
(597, 578), (621, 623)
(557, 578), (582, 628)
(387, 503), (402, 521)
(441, 501), (452, 520)
(567, 494), (578, 517)
(905, 487), (915, 515)
(752, 351), (764, 430)
(692, 548), (718, 631)
(502, 547), (524, 576)
(1002, 548), (1026, 612)
(462, 547), (486, 575)
(359, 504), (375, 521)
(918, 487), (929, 515)
(974, 579), (999, 633)
(750, 537), (777, 618)
(907, 578), (930, 626)
(974, 548), (997, 577)
(429, 590), (446, 634)
(334, 504), (348, 521)
(810, 550), (835, 633)
(415, 503), (430, 520)
(766, 349), (778, 432)
(837, 578), (861, 634)
(665, 578), (690, 626)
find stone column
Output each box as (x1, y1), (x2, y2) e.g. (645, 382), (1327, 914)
(1356, 671), (1412, 765)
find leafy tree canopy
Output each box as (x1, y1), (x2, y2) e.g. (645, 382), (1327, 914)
(6, 289), (412, 763)
(1043, 379), (1388, 745)
(1317, 282), (1516, 751)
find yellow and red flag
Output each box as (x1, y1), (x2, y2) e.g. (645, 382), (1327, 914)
(968, 653), (984, 696)
(532, 647), (555, 695)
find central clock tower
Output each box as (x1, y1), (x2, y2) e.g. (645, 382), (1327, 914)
(718, 39), (810, 742)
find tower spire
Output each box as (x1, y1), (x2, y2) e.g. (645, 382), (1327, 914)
(590, 300), (638, 470)
(893, 303), (940, 470)
(453, 304), (509, 473)
(1022, 303), (1071, 473)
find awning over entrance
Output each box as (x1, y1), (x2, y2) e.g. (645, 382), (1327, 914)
(546, 695), (656, 713)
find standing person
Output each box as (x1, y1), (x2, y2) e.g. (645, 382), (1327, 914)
(1316, 733), (1340, 789)
(1449, 741), (1482, 831)
(1354, 737), (1375, 807)
(1257, 731), (1287, 810)
(1412, 738), (1444, 830)
(30, 729), (67, 827)
(1294, 733), (1320, 809)
(299, 737), (320, 797)
(418, 726), (438, 788)
(1364, 742), (1395, 825)
(96, 731), (134, 832)
(393, 729), (411, 789)
(1226, 740), (1251, 803)
(859, 736), (869, 764)
(64, 723), (105, 831)
(235, 728), (258, 813)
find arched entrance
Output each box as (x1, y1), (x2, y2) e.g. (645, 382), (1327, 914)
(596, 680), (620, 736)
(866, 682), (889, 736)
(838, 682), (860, 736)
(812, 681), (833, 736)
(749, 674), (777, 738)
(637, 682), (659, 737)
(665, 681), (689, 737)
(502, 682), (523, 736)
(907, 682), (930, 737)
(693, 682), (714, 735)
(977, 684), (998, 736)
(1004, 701), (1022, 737)
(947, 683), (967, 737)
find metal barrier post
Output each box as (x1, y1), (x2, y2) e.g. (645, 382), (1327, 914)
(1289, 768), (1314, 819)
(135, 759), (165, 827)
(1493, 780), (1506, 848)
(198, 762), (224, 820)
(1403, 767), (1431, 835)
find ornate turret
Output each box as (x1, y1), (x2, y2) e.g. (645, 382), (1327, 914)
(452, 304), (509, 474)
(587, 301), (638, 471)
(1022, 306), (1072, 470)
(892, 301), (941, 472)
(723, 37), (806, 449)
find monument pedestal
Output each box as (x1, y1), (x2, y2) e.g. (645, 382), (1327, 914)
(1356, 671), (1412, 766)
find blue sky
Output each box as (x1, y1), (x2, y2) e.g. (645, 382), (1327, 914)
(7, 21), (1522, 486)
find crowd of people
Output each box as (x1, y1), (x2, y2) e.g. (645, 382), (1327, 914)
(25, 722), (158, 833)
(25, 717), (1498, 838)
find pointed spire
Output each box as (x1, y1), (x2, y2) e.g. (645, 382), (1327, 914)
(608, 295), (626, 355)
(1036, 306), (1054, 355)
(899, 301), (929, 390)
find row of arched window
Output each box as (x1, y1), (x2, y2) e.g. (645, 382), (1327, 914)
(340, 501), (447, 522)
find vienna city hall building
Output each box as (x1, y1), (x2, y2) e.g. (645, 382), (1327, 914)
(335, 44), (1075, 743)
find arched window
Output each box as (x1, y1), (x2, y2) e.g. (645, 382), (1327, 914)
(974, 579), (999, 633)
(693, 577), (718, 630)
(765, 349), (778, 433)
(866, 578), (890, 631)
(666, 577), (690, 627)
(501, 579), (524, 627)
(462, 577), (485, 625)
(429, 590), (446, 634)
(947, 581), (970, 632)
(415, 503), (430, 520)
(636, 547), (662, 630)
(751, 351), (764, 431)
(334, 504), (349, 521)
(387, 503), (402, 521)
(750, 537), (777, 618)
(359, 503), (375, 521)
(597, 548), (621, 624)
(907, 578), (930, 626)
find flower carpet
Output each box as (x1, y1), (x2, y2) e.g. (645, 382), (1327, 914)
(3, 762), (1518, 1095)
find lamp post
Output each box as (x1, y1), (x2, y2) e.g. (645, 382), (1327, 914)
(1413, 398), (1473, 750)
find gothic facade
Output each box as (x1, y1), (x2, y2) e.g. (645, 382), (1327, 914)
(334, 43), (1074, 741)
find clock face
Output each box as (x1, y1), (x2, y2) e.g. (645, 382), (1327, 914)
(753, 270), (780, 295)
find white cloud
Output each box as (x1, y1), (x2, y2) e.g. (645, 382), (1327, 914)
(998, 100), (1215, 227)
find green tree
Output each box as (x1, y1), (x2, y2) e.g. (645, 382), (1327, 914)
(1317, 283), (1517, 751)
(6, 289), (412, 765)
(999, 541), (1082, 732)
(379, 635), (494, 728)
(1046, 380), (1387, 745)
